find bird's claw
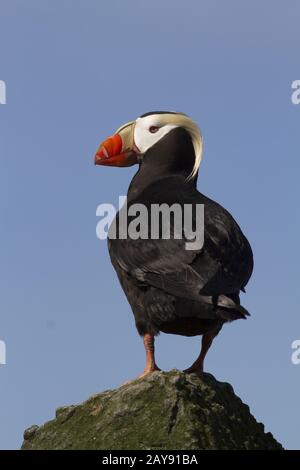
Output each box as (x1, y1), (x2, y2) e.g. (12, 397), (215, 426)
(183, 365), (204, 376)
(121, 365), (161, 386)
(138, 365), (161, 379)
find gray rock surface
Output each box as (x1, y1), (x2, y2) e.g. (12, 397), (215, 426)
(21, 370), (283, 450)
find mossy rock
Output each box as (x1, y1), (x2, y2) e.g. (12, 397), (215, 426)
(21, 370), (283, 450)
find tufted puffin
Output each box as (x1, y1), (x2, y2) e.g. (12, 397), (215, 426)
(94, 112), (253, 378)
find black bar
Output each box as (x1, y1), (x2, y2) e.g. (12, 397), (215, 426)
(0, 449), (298, 466)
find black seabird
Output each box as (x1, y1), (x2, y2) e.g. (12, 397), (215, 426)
(94, 111), (253, 377)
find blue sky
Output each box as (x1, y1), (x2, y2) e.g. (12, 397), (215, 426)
(1, 0), (300, 449)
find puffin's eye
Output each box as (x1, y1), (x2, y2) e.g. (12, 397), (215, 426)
(149, 126), (159, 134)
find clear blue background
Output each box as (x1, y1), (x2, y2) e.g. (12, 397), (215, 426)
(1, 0), (299, 450)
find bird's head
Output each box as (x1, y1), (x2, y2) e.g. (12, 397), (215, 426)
(94, 111), (203, 180)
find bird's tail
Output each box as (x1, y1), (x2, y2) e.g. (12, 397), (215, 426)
(213, 294), (250, 321)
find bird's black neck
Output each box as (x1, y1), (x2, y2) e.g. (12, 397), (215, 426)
(127, 127), (198, 201)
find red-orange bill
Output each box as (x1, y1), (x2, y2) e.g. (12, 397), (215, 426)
(94, 134), (138, 167)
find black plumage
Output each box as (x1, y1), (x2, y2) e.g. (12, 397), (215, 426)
(97, 118), (253, 376)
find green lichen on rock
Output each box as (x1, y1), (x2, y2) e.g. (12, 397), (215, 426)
(21, 370), (283, 450)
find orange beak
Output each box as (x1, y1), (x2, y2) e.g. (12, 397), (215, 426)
(94, 122), (139, 167)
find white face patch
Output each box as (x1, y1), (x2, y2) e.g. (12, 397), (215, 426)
(132, 113), (203, 179)
(134, 115), (177, 154)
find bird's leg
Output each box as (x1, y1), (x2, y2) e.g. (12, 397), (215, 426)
(138, 333), (161, 378)
(183, 332), (215, 374)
